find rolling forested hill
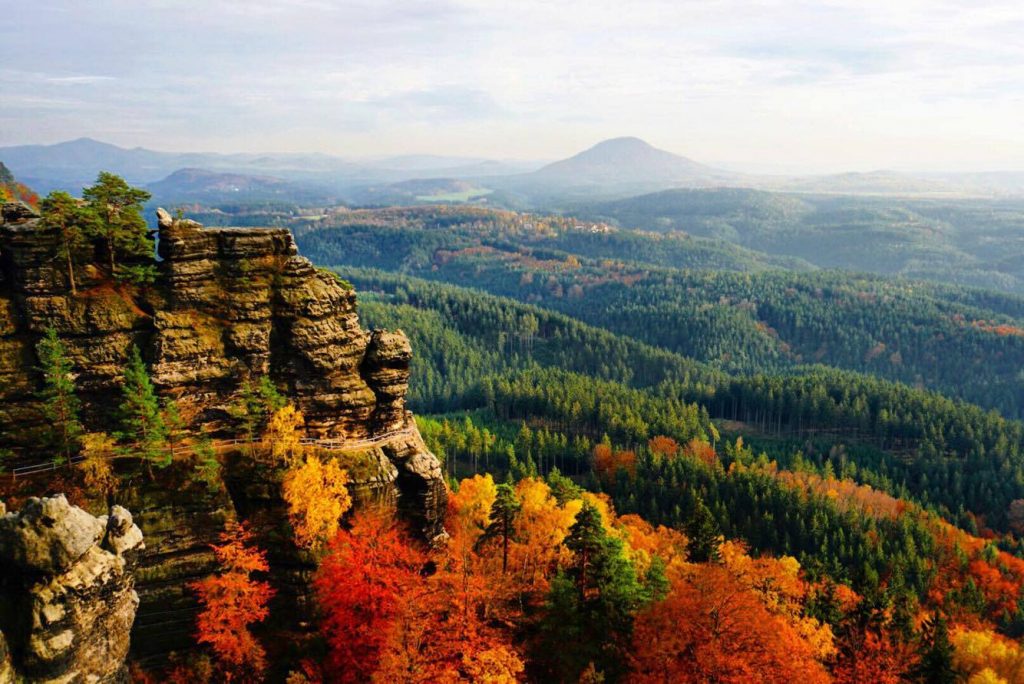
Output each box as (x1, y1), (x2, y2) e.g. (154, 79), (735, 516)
(291, 206), (1024, 419)
(574, 188), (1024, 294)
(345, 267), (1024, 534)
(8, 172), (1024, 680)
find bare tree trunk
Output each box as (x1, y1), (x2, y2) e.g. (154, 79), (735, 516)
(67, 250), (77, 295)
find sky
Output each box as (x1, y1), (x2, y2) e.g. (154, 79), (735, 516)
(2, 0), (1024, 173)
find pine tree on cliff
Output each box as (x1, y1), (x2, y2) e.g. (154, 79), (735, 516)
(116, 345), (169, 473)
(231, 376), (286, 453)
(36, 327), (83, 464)
(39, 191), (98, 295)
(82, 172), (152, 281)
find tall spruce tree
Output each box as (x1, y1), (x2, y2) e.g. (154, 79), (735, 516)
(116, 345), (169, 473)
(478, 483), (520, 573)
(36, 327), (83, 464)
(685, 494), (722, 562)
(911, 615), (961, 684)
(539, 502), (647, 682)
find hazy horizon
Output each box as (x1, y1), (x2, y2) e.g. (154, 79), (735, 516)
(4, 1), (1024, 174)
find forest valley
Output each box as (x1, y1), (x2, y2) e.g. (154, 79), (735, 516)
(4, 174), (1024, 683)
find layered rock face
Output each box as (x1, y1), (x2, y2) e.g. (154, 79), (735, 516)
(152, 208), (401, 437)
(0, 203), (444, 532)
(0, 496), (144, 683)
(0, 203), (150, 437)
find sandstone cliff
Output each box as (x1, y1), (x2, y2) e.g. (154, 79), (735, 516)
(0, 202), (445, 665)
(0, 202), (444, 527)
(0, 495), (144, 683)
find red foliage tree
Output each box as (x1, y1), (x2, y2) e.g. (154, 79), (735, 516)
(314, 510), (427, 683)
(832, 628), (915, 683)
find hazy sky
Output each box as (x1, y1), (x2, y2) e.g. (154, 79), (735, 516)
(3, 0), (1024, 172)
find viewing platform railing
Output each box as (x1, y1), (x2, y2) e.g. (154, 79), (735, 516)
(8, 427), (414, 480)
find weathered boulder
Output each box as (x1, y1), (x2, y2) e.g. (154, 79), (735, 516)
(0, 495), (106, 575)
(0, 496), (144, 683)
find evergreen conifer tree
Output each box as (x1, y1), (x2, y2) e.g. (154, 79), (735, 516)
(82, 172), (153, 280)
(478, 483), (520, 573)
(36, 327), (83, 464)
(539, 502), (648, 681)
(39, 191), (98, 295)
(116, 345), (168, 473)
(685, 494), (722, 562)
(911, 615), (960, 684)
(231, 376), (285, 454)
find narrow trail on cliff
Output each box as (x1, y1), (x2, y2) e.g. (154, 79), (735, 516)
(9, 426), (417, 479)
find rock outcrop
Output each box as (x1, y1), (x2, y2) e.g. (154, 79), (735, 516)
(0, 496), (144, 683)
(0, 203), (444, 529)
(0, 203), (447, 663)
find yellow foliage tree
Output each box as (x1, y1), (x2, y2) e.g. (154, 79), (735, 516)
(953, 628), (1024, 684)
(509, 478), (581, 590)
(460, 645), (525, 683)
(450, 473), (497, 537)
(78, 432), (119, 497)
(617, 513), (689, 582)
(283, 456), (352, 551)
(265, 404), (305, 466)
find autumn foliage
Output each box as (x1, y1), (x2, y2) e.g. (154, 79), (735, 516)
(302, 437), (1024, 683)
(631, 563), (830, 683)
(282, 455), (352, 551)
(314, 510), (427, 683)
(190, 524), (275, 679)
(593, 443), (637, 485)
(308, 474), (860, 682)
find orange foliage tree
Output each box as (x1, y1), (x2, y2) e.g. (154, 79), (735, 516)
(647, 435), (680, 460)
(593, 444), (637, 485)
(630, 565), (831, 683)
(832, 629), (914, 684)
(190, 524), (275, 680)
(372, 563), (525, 683)
(681, 438), (717, 466)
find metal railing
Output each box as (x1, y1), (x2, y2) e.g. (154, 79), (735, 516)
(8, 427), (414, 480)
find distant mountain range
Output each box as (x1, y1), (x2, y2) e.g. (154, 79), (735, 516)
(0, 138), (541, 201)
(146, 168), (338, 205)
(504, 137), (1023, 201)
(2, 136), (1023, 208)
